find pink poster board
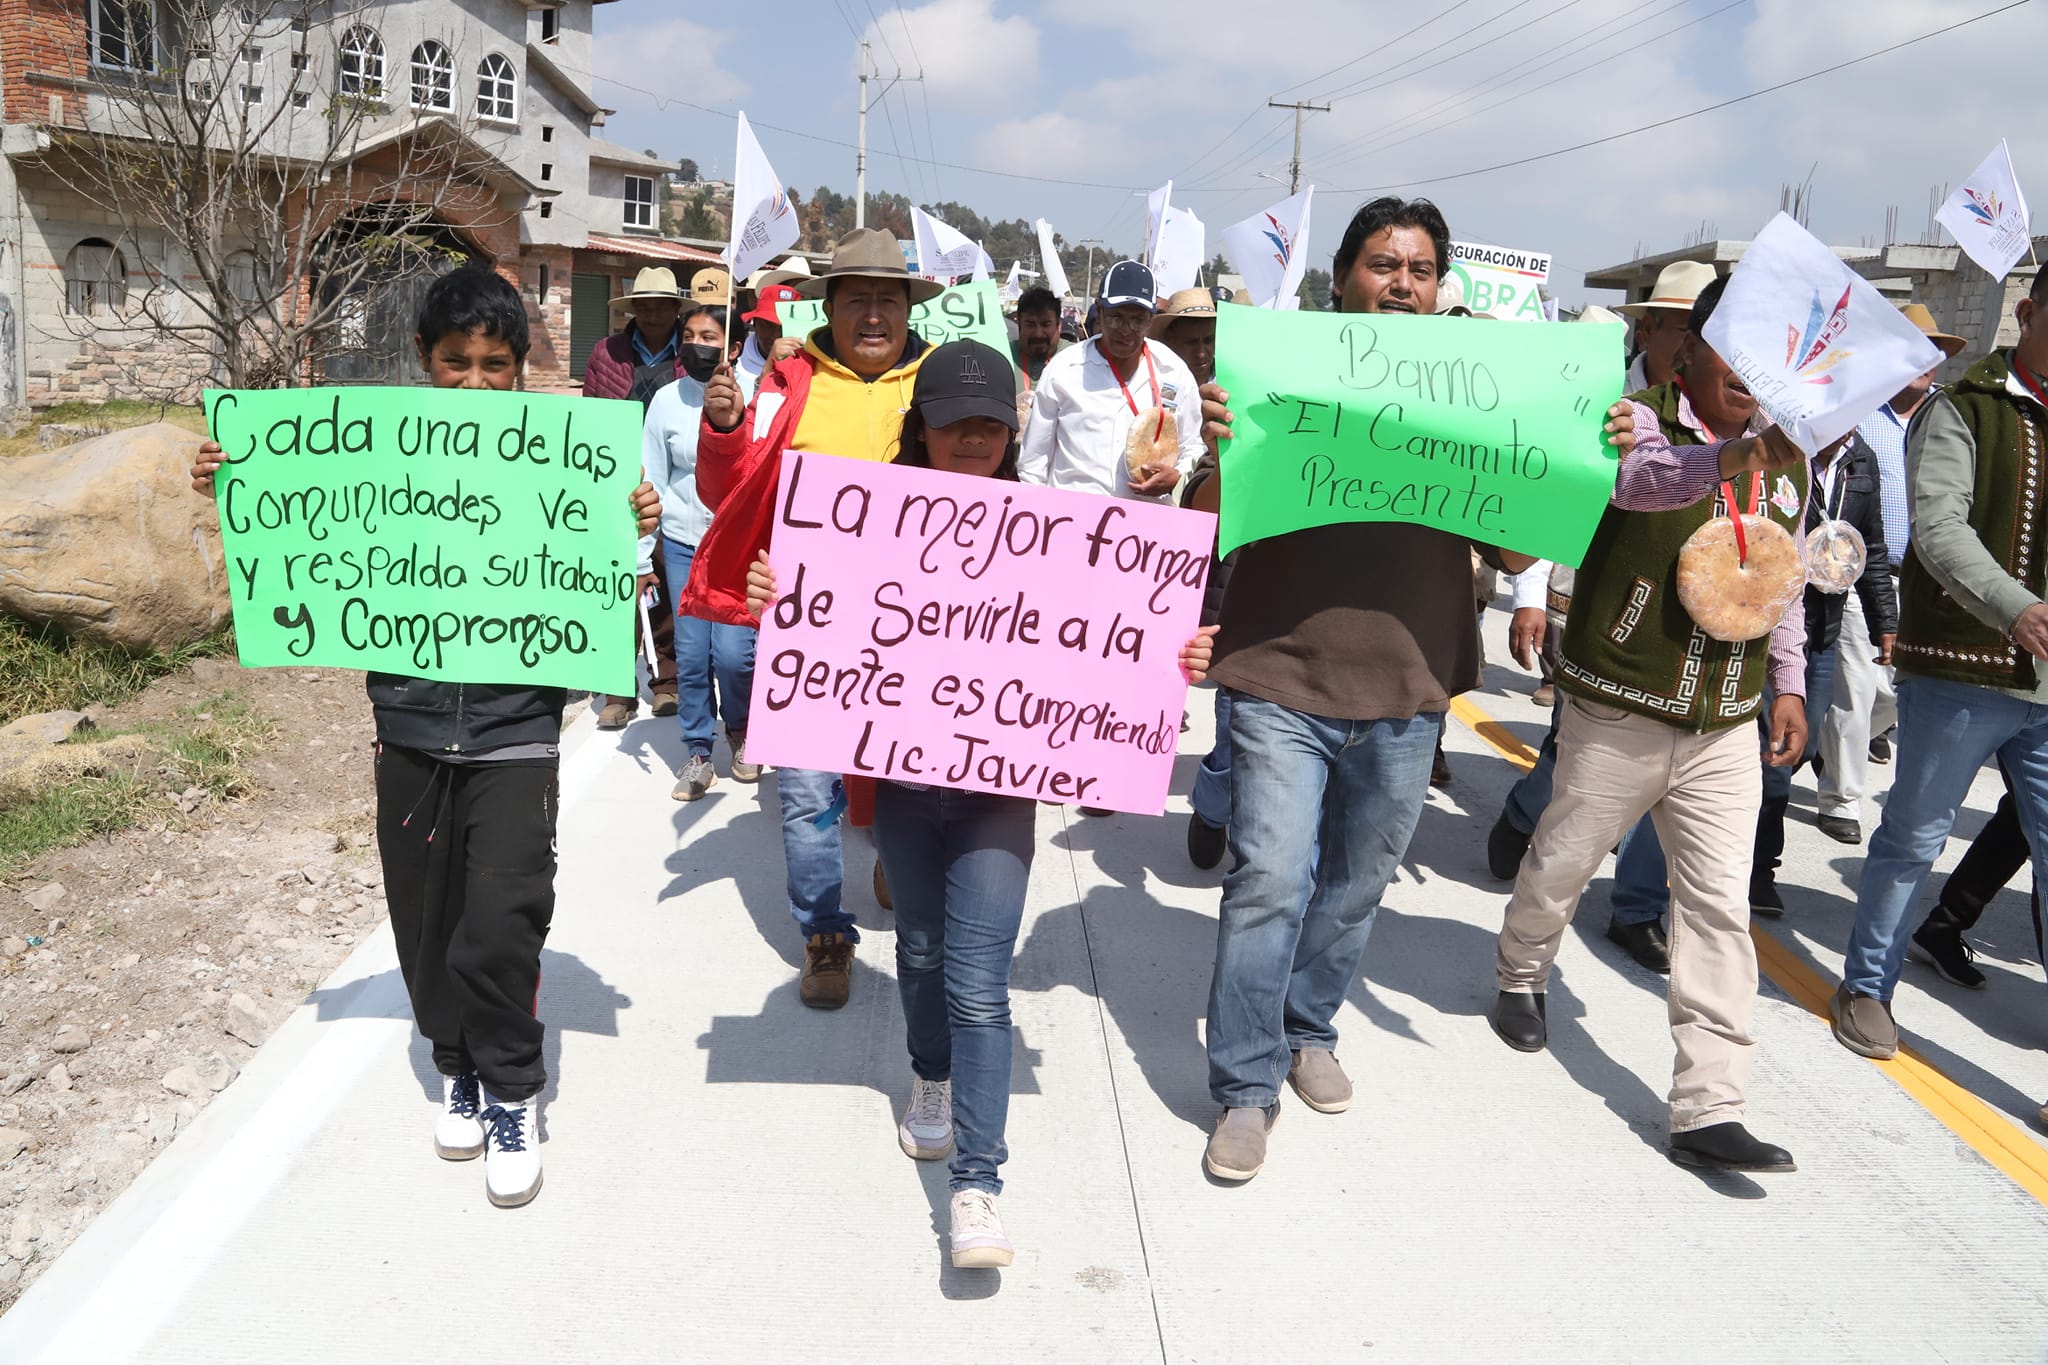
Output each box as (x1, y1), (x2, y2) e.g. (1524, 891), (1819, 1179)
(744, 452), (1217, 815)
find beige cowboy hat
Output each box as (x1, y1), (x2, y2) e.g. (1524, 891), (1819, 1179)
(798, 228), (944, 304)
(1576, 304), (1626, 326)
(745, 255), (814, 291)
(1617, 260), (1716, 318)
(1148, 287), (1218, 338)
(610, 266), (683, 307)
(684, 266), (733, 309)
(1898, 301), (1967, 358)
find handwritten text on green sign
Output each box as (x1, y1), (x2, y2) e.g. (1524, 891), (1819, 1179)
(1213, 308), (1625, 565)
(205, 386), (643, 694)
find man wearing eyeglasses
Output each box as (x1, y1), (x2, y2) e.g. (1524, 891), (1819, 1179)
(1018, 260), (1206, 502)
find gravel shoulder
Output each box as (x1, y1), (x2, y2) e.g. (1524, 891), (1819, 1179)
(0, 660), (385, 1309)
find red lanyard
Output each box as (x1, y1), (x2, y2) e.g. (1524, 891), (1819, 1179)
(1718, 471), (1765, 567)
(1110, 345), (1160, 416)
(2016, 360), (2048, 410)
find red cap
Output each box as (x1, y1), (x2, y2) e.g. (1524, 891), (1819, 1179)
(743, 283), (803, 325)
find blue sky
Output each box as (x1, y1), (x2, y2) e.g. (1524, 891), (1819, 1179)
(590, 0), (2043, 306)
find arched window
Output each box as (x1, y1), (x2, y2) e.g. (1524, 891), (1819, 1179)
(337, 26), (384, 99)
(409, 40), (452, 111)
(475, 53), (516, 124)
(65, 239), (128, 315)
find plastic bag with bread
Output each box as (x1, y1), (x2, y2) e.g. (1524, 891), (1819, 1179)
(1125, 406), (1179, 478)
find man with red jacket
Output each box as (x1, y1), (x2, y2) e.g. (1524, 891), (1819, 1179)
(583, 266), (693, 728)
(683, 229), (939, 1009)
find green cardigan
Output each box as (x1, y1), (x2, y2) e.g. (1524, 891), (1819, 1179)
(1558, 383), (1807, 733)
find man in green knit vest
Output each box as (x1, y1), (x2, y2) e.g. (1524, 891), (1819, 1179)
(1488, 275), (1811, 1173)
(1835, 265), (2048, 1063)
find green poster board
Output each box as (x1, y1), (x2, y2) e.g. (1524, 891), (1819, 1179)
(204, 386), (643, 695)
(777, 278), (1012, 361)
(1213, 308), (1626, 566)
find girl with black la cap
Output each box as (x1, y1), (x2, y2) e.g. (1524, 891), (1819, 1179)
(746, 339), (1217, 1270)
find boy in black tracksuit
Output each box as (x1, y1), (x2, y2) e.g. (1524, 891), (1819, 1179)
(193, 268), (657, 1208)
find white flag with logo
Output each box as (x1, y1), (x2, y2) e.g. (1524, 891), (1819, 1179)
(1152, 207), (1205, 296)
(726, 112), (800, 285)
(1221, 187), (1314, 309)
(1002, 261), (1037, 303)
(1144, 182), (1173, 264)
(1703, 212), (1943, 455)
(1034, 218), (1070, 298)
(1936, 140), (2033, 279)
(911, 206), (993, 285)
(1034, 219), (1070, 298)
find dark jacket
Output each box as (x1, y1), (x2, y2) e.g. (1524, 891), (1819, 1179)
(366, 675), (565, 754)
(1180, 451), (1233, 627)
(1804, 433), (1898, 653)
(582, 325), (685, 401)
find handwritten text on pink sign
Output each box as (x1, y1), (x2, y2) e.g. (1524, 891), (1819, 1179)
(745, 453), (1215, 814)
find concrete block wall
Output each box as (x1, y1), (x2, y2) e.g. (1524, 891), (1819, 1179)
(1914, 237), (2042, 384)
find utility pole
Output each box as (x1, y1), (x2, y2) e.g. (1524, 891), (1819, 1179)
(1267, 99), (1329, 195)
(856, 42), (869, 229)
(1074, 239), (1104, 304)
(853, 41), (920, 233)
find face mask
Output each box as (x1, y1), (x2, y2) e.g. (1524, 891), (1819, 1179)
(679, 343), (722, 383)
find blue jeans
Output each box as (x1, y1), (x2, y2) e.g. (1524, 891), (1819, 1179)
(875, 782), (1036, 1195)
(1506, 703), (1666, 926)
(1190, 687), (1233, 828)
(662, 540), (757, 757)
(1206, 692), (1441, 1108)
(1845, 676), (2048, 1001)
(777, 766), (856, 942)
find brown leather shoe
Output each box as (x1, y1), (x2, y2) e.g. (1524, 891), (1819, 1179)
(650, 688), (679, 717)
(1830, 983), (1898, 1059)
(800, 933), (855, 1009)
(596, 698), (635, 730)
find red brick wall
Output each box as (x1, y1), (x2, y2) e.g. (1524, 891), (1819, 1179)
(3, 0), (92, 126)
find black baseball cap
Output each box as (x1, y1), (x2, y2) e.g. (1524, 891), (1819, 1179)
(1098, 260), (1157, 311)
(915, 339), (1020, 431)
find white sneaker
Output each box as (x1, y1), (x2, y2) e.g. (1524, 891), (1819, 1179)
(949, 1189), (1014, 1269)
(480, 1094), (542, 1208)
(898, 1076), (954, 1160)
(434, 1073), (485, 1161)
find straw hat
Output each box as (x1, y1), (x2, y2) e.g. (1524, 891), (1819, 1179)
(609, 266), (682, 306)
(1576, 304), (1626, 326)
(1898, 301), (1967, 358)
(745, 255), (814, 291)
(799, 228), (944, 303)
(1434, 272), (1466, 314)
(1617, 260), (1716, 318)
(684, 267), (732, 308)
(1148, 287), (1218, 338)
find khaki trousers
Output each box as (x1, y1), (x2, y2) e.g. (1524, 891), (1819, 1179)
(1495, 696), (1761, 1132)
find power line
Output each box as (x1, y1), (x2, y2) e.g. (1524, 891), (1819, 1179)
(1315, 0), (1589, 105)
(1323, 0), (2035, 193)
(1311, 0), (1544, 104)
(1311, 0), (1737, 175)
(1271, 0), (1484, 98)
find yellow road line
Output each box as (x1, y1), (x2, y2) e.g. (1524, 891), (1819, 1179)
(1449, 693), (2048, 1205)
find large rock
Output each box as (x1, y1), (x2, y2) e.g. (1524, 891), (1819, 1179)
(0, 422), (228, 654)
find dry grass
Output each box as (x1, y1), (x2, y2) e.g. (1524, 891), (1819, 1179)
(0, 400), (207, 459)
